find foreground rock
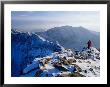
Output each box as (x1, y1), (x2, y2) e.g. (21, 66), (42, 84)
(21, 47), (100, 77)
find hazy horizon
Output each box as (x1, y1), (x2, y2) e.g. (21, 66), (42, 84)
(11, 11), (100, 32)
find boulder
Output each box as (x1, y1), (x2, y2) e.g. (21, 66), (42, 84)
(53, 63), (68, 71)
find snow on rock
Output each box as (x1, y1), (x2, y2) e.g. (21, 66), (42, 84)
(44, 64), (60, 76)
(90, 47), (100, 54)
(21, 48), (77, 77)
(74, 46), (100, 77)
(23, 61), (39, 74)
(63, 65), (76, 72)
(21, 46), (100, 77)
(75, 59), (100, 77)
(12, 29), (100, 77)
(11, 29), (62, 77)
(65, 49), (74, 57)
(37, 34), (46, 41)
(78, 47), (100, 60)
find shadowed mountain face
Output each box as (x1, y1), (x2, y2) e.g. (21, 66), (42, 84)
(36, 26), (100, 51)
(11, 30), (62, 77)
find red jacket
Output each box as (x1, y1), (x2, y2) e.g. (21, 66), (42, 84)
(87, 40), (92, 47)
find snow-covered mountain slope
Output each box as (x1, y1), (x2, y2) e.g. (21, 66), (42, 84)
(36, 26), (100, 51)
(75, 59), (100, 77)
(11, 29), (100, 77)
(20, 47), (100, 77)
(20, 49), (77, 77)
(11, 29), (62, 77)
(73, 47), (100, 77)
(79, 47), (100, 60)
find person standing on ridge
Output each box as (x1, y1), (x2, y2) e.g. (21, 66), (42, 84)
(87, 40), (92, 49)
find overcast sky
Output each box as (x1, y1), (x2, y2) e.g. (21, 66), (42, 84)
(11, 11), (100, 32)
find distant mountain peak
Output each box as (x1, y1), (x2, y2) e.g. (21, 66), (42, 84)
(79, 26), (84, 28)
(49, 25), (88, 31)
(36, 25), (100, 51)
(61, 25), (73, 28)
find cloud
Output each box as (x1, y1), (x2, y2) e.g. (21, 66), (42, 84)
(11, 11), (100, 32)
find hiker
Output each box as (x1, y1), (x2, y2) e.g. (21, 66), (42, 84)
(87, 40), (92, 49)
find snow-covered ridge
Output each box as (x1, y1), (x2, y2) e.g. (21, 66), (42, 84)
(11, 29), (100, 77)
(37, 34), (46, 41)
(21, 47), (100, 77)
(11, 29), (62, 77)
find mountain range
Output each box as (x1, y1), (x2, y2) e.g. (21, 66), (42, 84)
(36, 26), (100, 51)
(11, 25), (100, 77)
